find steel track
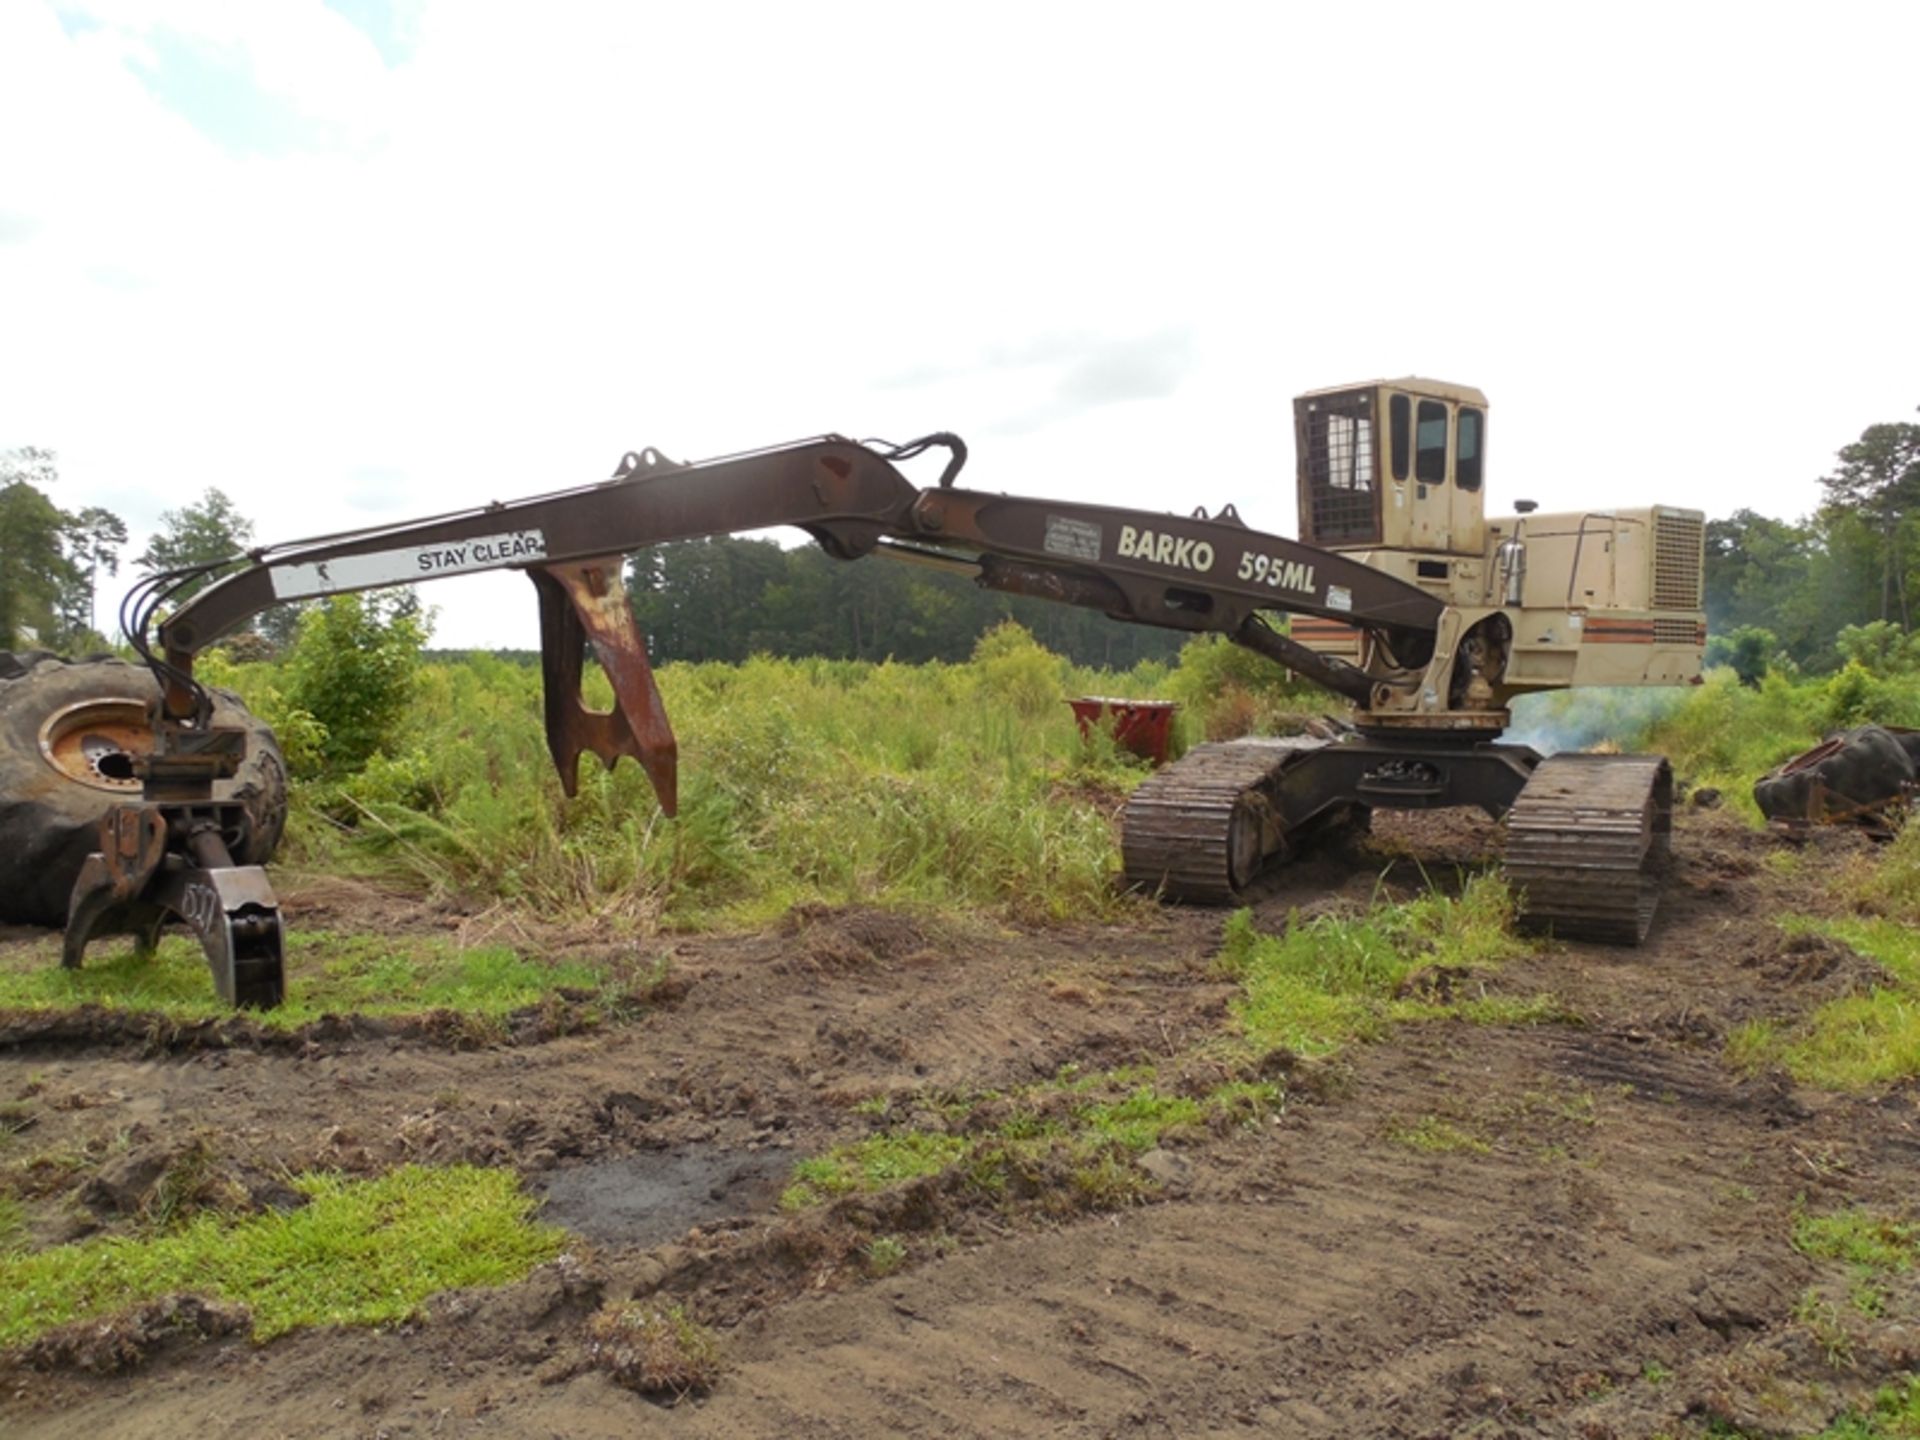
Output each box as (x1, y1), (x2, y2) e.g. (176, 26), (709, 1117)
(1123, 741), (1672, 946)
(1505, 754), (1673, 944)
(1120, 738), (1326, 904)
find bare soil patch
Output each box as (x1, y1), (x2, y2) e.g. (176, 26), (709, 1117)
(4, 811), (1917, 1437)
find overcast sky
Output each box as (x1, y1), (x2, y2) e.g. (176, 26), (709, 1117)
(4, 1), (1917, 649)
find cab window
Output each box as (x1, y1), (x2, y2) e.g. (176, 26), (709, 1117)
(1389, 394), (1410, 481)
(1415, 400), (1448, 484)
(1457, 407), (1484, 491)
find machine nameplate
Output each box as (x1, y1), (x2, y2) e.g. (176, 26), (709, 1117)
(1044, 516), (1102, 563)
(270, 529), (550, 599)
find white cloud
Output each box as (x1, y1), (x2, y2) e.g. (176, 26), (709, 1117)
(1, 0), (1916, 649)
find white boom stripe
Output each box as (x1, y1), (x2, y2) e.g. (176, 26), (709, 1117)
(268, 529), (549, 600)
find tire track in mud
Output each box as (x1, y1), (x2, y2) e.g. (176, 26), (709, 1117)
(635, 1025), (1822, 1440)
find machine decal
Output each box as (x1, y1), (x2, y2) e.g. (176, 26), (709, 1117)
(270, 529), (550, 599)
(1326, 584), (1353, 612)
(1235, 550), (1316, 595)
(1117, 525), (1215, 574)
(177, 881), (221, 938)
(1044, 516), (1103, 563)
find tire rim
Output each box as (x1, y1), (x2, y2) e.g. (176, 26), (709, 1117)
(38, 697), (152, 793)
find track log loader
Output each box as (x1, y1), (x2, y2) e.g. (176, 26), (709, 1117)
(6, 379), (1705, 1006)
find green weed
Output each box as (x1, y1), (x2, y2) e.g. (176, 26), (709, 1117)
(0, 930), (624, 1029)
(1388, 1116), (1490, 1154)
(1218, 875), (1538, 1058)
(1814, 1375), (1920, 1437)
(0, 1195), (24, 1254)
(0, 1164), (564, 1346)
(1794, 1207), (1920, 1273)
(1076, 1087), (1203, 1152)
(1842, 825), (1920, 924)
(0, 1101), (33, 1146)
(1731, 920), (1920, 1089)
(780, 1132), (969, 1209)
(780, 1072), (1280, 1214)
(1068, 1150), (1152, 1207)
(584, 1301), (722, 1398)
(864, 1236), (907, 1276)
(1795, 1289), (1857, 1369)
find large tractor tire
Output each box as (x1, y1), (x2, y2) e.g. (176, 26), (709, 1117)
(1754, 724), (1916, 834)
(0, 652), (288, 927)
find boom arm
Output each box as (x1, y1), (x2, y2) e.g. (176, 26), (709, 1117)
(154, 432), (1441, 812)
(75, 430), (1445, 1006)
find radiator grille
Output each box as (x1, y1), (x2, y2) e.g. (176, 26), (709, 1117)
(1654, 618), (1704, 646)
(1653, 511), (1704, 610)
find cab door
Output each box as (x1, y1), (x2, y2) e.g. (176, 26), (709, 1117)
(1388, 393), (1453, 552)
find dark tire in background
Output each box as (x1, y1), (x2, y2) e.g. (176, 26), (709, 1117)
(1754, 724), (1916, 832)
(0, 652), (288, 926)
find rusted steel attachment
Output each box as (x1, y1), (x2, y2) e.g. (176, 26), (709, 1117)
(1067, 697), (1180, 766)
(63, 801), (285, 1007)
(530, 559), (678, 814)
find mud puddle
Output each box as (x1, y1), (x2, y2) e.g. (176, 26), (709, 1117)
(537, 1146), (791, 1248)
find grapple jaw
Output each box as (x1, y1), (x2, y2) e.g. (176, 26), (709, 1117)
(63, 798), (286, 1008)
(530, 559), (678, 815)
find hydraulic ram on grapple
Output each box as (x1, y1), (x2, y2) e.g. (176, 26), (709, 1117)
(51, 377), (1707, 1005)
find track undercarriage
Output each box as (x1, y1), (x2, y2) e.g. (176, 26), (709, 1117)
(1121, 736), (1673, 944)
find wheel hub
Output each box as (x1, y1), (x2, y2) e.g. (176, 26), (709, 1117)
(38, 697), (151, 793)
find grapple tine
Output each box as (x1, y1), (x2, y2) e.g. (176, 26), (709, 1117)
(530, 560), (679, 815)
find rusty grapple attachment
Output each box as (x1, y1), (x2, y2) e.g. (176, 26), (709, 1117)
(62, 759), (287, 1008)
(60, 552), (679, 1008)
(529, 558), (678, 814)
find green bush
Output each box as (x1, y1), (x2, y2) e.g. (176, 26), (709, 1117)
(1704, 625), (1778, 687)
(1165, 629), (1317, 740)
(1836, 620), (1920, 675)
(970, 620), (1066, 717)
(283, 593), (430, 773)
(1821, 661), (1920, 730)
(194, 649), (328, 775)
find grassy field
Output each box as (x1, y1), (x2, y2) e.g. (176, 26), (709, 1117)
(198, 623), (1329, 930)
(200, 620), (1920, 932)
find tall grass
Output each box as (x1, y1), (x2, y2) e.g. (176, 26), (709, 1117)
(243, 640), (1179, 926)
(212, 615), (1920, 926)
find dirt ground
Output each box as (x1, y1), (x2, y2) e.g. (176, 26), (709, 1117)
(4, 808), (1917, 1439)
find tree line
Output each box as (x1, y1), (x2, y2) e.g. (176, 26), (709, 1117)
(624, 539), (1187, 669)
(0, 448), (127, 650)
(1706, 407), (1920, 676)
(0, 449), (303, 654)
